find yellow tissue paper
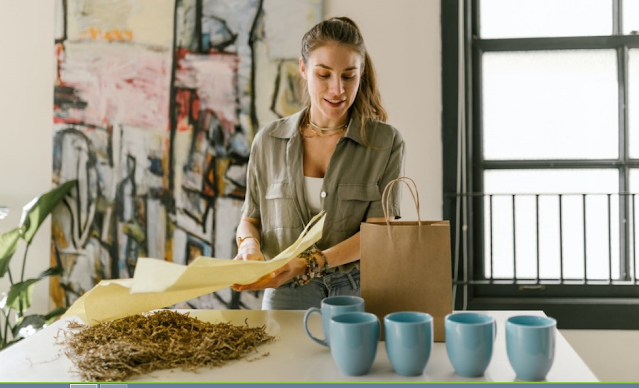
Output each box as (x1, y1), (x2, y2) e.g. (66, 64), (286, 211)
(64, 212), (326, 324)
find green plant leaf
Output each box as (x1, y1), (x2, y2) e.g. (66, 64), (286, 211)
(0, 228), (20, 277)
(19, 180), (77, 244)
(6, 279), (37, 311)
(12, 314), (46, 339)
(5, 266), (65, 312)
(44, 306), (67, 324)
(1, 336), (23, 351)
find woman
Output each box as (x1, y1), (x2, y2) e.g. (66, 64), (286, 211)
(232, 16), (404, 310)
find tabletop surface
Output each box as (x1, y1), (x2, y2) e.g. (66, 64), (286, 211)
(0, 309), (598, 383)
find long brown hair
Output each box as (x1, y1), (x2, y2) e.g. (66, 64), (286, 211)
(300, 17), (388, 145)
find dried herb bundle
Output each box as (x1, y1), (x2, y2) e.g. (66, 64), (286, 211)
(61, 310), (275, 382)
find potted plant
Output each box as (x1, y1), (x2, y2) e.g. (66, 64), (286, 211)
(0, 180), (77, 350)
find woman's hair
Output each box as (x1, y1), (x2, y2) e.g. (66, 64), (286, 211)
(300, 17), (388, 144)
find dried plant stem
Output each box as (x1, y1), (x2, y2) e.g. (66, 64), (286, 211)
(61, 310), (275, 382)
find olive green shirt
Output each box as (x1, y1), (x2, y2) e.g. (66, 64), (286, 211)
(242, 108), (404, 273)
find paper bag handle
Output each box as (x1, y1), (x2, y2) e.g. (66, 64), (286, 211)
(381, 176), (421, 227)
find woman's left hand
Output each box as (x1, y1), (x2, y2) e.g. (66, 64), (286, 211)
(232, 257), (307, 291)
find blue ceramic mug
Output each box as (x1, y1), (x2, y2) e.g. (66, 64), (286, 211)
(445, 312), (497, 377)
(506, 315), (557, 381)
(384, 311), (434, 376)
(303, 296), (365, 347)
(329, 312), (381, 376)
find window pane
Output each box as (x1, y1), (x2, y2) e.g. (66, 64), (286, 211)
(623, 0), (639, 35)
(483, 170), (619, 281)
(629, 50), (639, 158)
(480, 0), (612, 38)
(483, 50), (618, 160)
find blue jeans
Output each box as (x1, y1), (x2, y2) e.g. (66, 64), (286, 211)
(262, 269), (360, 310)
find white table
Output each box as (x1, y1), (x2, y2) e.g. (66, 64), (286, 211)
(0, 310), (597, 382)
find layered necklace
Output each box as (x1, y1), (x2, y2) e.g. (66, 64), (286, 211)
(300, 109), (349, 138)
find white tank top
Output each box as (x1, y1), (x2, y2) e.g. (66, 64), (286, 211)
(304, 176), (324, 216)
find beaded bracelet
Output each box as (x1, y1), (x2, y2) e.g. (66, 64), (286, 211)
(293, 247), (330, 286)
(309, 247), (330, 274)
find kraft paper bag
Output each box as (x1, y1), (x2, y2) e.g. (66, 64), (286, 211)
(360, 177), (452, 342)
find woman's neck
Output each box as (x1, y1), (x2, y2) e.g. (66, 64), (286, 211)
(307, 108), (349, 129)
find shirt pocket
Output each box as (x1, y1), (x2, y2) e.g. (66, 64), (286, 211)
(334, 184), (381, 233)
(264, 182), (302, 229)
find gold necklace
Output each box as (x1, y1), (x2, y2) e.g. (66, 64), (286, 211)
(308, 120), (348, 132)
(301, 125), (346, 138)
(300, 109), (348, 138)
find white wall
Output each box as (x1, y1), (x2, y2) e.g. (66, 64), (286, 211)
(1, 0), (634, 383)
(325, 0), (442, 221)
(0, 0), (55, 316)
(562, 330), (639, 382)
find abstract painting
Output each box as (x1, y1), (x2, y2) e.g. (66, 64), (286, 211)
(51, 0), (322, 310)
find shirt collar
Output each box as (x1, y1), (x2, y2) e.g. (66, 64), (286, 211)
(267, 107), (366, 146)
(343, 114), (364, 146)
(267, 109), (305, 139)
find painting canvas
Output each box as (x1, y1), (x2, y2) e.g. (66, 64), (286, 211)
(51, 0), (322, 310)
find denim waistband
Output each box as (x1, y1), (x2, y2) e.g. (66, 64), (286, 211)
(288, 268), (360, 290)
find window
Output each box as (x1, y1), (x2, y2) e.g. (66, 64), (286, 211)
(442, 0), (639, 328)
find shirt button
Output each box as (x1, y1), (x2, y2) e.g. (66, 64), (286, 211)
(320, 191), (327, 198)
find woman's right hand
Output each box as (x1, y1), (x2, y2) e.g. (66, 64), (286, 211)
(232, 239), (265, 262)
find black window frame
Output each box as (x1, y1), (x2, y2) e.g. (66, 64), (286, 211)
(442, 0), (639, 329)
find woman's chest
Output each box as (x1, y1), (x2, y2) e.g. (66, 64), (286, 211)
(302, 139), (339, 178)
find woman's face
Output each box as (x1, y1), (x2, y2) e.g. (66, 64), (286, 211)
(299, 42), (362, 126)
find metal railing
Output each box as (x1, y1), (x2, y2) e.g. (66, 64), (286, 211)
(446, 193), (639, 286)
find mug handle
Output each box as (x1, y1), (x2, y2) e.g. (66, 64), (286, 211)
(303, 307), (328, 347)
(493, 320), (498, 343)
